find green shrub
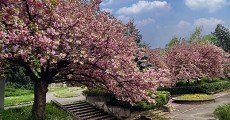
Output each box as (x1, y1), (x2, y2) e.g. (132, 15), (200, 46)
(212, 77), (222, 82)
(158, 81), (230, 95)
(223, 77), (230, 81)
(214, 103), (230, 120)
(175, 80), (187, 87)
(155, 91), (170, 107)
(135, 101), (155, 110)
(201, 77), (210, 82)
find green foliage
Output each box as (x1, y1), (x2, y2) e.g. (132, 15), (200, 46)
(135, 101), (155, 110)
(174, 77), (223, 88)
(214, 103), (230, 120)
(202, 34), (218, 44)
(5, 65), (33, 90)
(159, 81), (230, 95)
(189, 26), (203, 43)
(155, 91), (170, 107)
(0, 103), (74, 120)
(166, 36), (179, 48)
(212, 24), (230, 52)
(125, 21), (143, 46)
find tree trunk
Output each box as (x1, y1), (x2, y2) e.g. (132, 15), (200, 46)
(32, 80), (48, 120)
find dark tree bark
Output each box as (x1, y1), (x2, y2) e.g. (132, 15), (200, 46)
(32, 79), (48, 120)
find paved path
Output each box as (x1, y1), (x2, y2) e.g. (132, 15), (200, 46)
(166, 92), (230, 120)
(46, 89), (86, 104)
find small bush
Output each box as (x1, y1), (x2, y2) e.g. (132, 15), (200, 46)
(214, 103), (230, 120)
(155, 91), (170, 107)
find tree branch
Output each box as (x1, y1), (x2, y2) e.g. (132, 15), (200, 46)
(0, 1), (7, 7)
(47, 60), (71, 83)
(24, 0), (33, 21)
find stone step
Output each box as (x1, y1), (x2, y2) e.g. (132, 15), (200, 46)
(70, 108), (97, 113)
(63, 101), (86, 105)
(65, 104), (92, 109)
(78, 110), (102, 117)
(68, 105), (94, 111)
(74, 109), (98, 115)
(63, 102), (88, 107)
(53, 100), (118, 120)
(81, 112), (107, 119)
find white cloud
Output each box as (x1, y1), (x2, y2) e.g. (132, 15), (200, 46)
(176, 20), (191, 29)
(135, 18), (155, 27)
(116, 1), (170, 15)
(174, 18), (224, 40)
(117, 15), (131, 23)
(194, 17), (225, 29)
(185, 0), (228, 12)
(101, 0), (113, 6)
(101, 8), (113, 13)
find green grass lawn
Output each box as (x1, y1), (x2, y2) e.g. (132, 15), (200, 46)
(5, 94), (34, 107)
(5, 87), (33, 97)
(50, 87), (82, 98)
(4, 87), (34, 107)
(0, 103), (74, 120)
(4, 86), (83, 106)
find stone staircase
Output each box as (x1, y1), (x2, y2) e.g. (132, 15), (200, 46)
(52, 100), (118, 120)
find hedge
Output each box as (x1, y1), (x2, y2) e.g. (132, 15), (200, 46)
(158, 81), (230, 95)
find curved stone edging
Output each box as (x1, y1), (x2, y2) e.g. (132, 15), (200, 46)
(172, 97), (216, 104)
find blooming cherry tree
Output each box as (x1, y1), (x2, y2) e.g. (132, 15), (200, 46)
(164, 41), (226, 82)
(0, 0), (169, 119)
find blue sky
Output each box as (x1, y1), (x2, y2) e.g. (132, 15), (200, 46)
(100, 0), (230, 48)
